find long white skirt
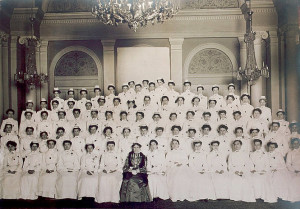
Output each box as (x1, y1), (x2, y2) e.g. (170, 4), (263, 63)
(56, 171), (78, 199)
(270, 170), (290, 200)
(148, 173), (169, 200)
(229, 173), (256, 202)
(38, 171), (57, 198)
(288, 173), (300, 202)
(251, 173), (277, 203)
(77, 171), (98, 199)
(95, 171), (122, 203)
(20, 172), (40, 200)
(2, 172), (21, 199)
(166, 166), (190, 202)
(211, 172), (229, 199)
(189, 171), (216, 201)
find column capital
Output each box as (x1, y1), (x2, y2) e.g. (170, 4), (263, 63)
(169, 38), (184, 46)
(255, 31), (269, 40)
(101, 39), (116, 51)
(0, 31), (8, 44)
(18, 36), (41, 47)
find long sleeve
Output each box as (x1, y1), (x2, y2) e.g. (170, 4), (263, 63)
(286, 151), (295, 172)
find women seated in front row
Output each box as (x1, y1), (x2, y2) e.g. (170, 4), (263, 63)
(1, 137), (300, 203)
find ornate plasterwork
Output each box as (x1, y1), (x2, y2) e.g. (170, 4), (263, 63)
(54, 51), (98, 76)
(182, 0), (239, 9)
(188, 48), (233, 74)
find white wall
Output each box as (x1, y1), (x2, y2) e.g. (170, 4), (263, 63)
(116, 47), (170, 92)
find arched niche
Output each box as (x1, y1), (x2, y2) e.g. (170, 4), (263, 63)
(183, 43), (239, 96)
(49, 46), (103, 99)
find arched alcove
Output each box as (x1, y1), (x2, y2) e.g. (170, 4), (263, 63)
(49, 46), (103, 99)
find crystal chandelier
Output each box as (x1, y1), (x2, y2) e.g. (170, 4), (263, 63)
(14, 5), (48, 90)
(237, 0), (269, 86)
(92, 0), (179, 32)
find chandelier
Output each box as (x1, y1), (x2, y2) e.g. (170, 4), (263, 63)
(92, 0), (179, 32)
(237, 0), (269, 86)
(14, 6), (48, 90)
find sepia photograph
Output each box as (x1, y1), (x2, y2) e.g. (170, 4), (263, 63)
(0, 0), (299, 208)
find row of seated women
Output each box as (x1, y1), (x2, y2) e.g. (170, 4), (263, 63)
(0, 137), (300, 203)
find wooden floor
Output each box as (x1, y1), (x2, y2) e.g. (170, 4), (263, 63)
(0, 198), (299, 209)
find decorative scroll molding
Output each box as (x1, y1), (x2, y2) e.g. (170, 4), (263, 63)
(182, 0), (239, 9)
(18, 36), (41, 47)
(188, 48), (233, 74)
(184, 43), (238, 78)
(0, 31), (8, 42)
(47, 0), (94, 13)
(256, 31), (269, 40)
(54, 51), (98, 76)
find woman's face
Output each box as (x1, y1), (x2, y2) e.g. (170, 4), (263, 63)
(272, 124), (280, 132)
(57, 129), (65, 137)
(7, 111), (14, 118)
(172, 128), (180, 135)
(73, 129), (80, 136)
(259, 99), (266, 106)
(254, 142), (262, 151)
(105, 129), (112, 136)
(91, 111), (98, 118)
(120, 113), (127, 120)
(136, 114), (143, 121)
(292, 140), (300, 149)
(4, 125), (12, 133)
(253, 110), (261, 118)
(194, 143), (202, 151)
(193, 98), (200, 106)
(162, 98), (169, 105)
(85, 103), (92, 110)
(106, 112), (112, 119)
(268, 144), (276, 152)
(128, 101), (134, 108)
(209, 101), (216, 108)
(47, 141), (55, 149)
(156, 129), (163, 136)
(153, 115), (160, 122)
(73, 111), (80, 118)
(150, 142), (157, 151)
(31, 144), (39, 152)
(170, 114), (177, 121)
(133, 145), (141, 153)
(211, 143), (219, 151)
(40, 133), (48, 139)
(177, 98), (184, 105)
(8, 144), (16, 152)
(107, 143), (115, 151)
(89, 127), (97, 134)
(87, 145), (94, 153)
(171, 140), (179, 150)
(26, 128), (34, 136)
(186, 112), (194, 120)
(63, 142), (71, 150)
(233, 141), (241, 151)
(235, 129), (243, 137)
(25, 113), (32, 120)
(219, 128), (227, 136)
(226, 97), (233, 104)
(27, 102), (34, 109)
(123, 129), (130, 137)
(202, 127), (210, 135)
(41, 113), (48, 120)
(52, 103), (58, 109)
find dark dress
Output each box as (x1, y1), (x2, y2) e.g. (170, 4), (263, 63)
(120, 152), (152, 202)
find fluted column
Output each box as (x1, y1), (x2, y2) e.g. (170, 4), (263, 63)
(238, 36), (248, 94)
(285, 25), (299, 121)
(101, 40), (116, 95)
(269, 31), (280, 117)
(2, 36), (9, 114)
(169, 38), (184, 92)
(37, 40), (49, 106)
(0, 32), (7, 122)
(10, 36), (19, 118)
(250, 32), (268, 107)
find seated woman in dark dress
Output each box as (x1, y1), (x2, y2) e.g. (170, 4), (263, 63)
(120, 143), (152, 202)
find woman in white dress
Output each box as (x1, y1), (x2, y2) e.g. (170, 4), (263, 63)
(286, 138), (300, 202)
(227, 140), (256, 202)
(188, 141), (216, 201)
(56, 140), (80, 199)
(250, 139), (277, 203)
(96, 141), (123, 203)
(20, 141), (43, 200)
(38, 139), (58, 198)
(207, 140), (229, 199)
(267, 141), (290, 201)
(78, 144), (100, 200)
(1, 141), (22, 199)
(118, 127), (136, 164)
(147, 139), (169, 200)
(166, 139), (190, 202)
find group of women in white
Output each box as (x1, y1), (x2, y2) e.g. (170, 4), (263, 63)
(0, 78), (299, 203)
